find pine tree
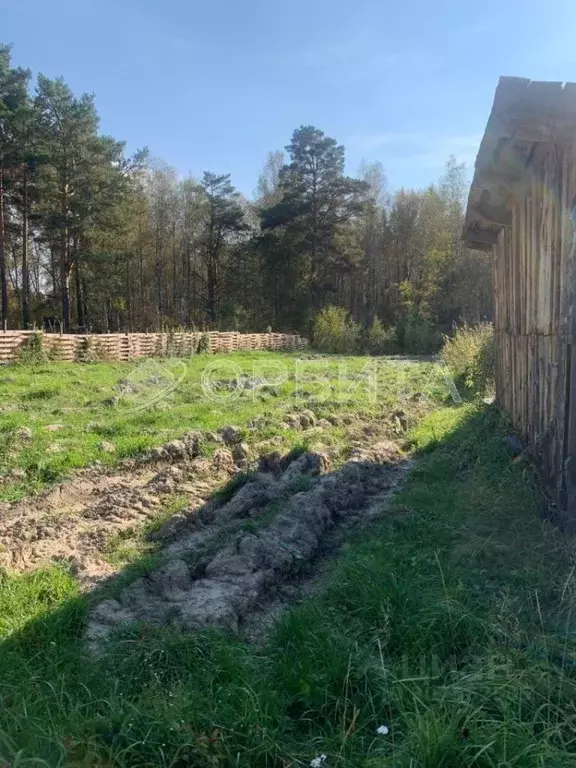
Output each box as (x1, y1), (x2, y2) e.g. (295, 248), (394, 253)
(35, 75), (100, 329)
(0, 44), (30, 329)
(260, 126), (367, 330)
(199, 172), (247, 325)
(9, 96), (46, 328)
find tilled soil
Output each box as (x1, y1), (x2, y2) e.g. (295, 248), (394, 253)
(0, 409), (414, 647)
(86, 439), (410, 648)
(0, 431), (235, 584)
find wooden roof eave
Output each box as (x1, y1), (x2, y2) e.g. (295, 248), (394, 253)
(464, 76), (576, 249)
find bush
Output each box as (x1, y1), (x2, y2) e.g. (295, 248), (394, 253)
(45, 340), (63, 361)
(16, 332), (47, 365)
(312, 305), (360, 354)
(153, 334), (165, 357)
(365, 316), (397, 355)
(75, 336), (99, 363)
(165, 328), (177, 358)
(441, 323), (495, 395)
(196, 333), (211, 354)
(396, 310), (442, 354)
(93, 338), (115, 361)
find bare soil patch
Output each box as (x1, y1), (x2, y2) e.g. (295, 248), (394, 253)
(0, 432), (233, 584)
(0, 405), (414, 647)
(86, 438), (411, 647)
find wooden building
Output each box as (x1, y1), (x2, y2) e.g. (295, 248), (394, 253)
(464, 77), (576, 520)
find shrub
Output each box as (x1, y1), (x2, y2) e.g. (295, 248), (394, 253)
(365, 316), (397, 355)
(165, 328), (194, 357)
(441, 323), (495, 395)
(16, 332), (47, 365)
(93, 338), (115, 362)
(75, 336), (99, 363)
(312, 305), (360, 354)
(153, 334), (165, 357)
(45, 340), (63, 362)
(182, 333), (195, 356)
(396, 310), (442, 354)
(197, 333), (211, 354)
(165, 328), (176, 358)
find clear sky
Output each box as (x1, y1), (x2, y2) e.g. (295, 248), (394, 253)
(2, 0), (576, 195)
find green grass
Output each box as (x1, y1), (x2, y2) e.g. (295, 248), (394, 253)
(0, 352), (441, 500)
(1, 403), (576, 765)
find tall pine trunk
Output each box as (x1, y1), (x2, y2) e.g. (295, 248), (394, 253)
(21, 168), (30, 329)
(185, 239), (192, 326)
(138, 215), (144, 328)
(0, 164), (7, 330)
(75, 259), (84, 328)
(81, 278), (89, 330)
(207, 252), (216, 326)
(72, 235), (84, 328)
(172, 220), (177, 321)
(49, 245), (58, 300)
(206, 210), (216, 326)
(155, 224), (163, 322)
(60, 186), (70, 330)
(124, 252), (132, 331)
(60, 244), (70, 330)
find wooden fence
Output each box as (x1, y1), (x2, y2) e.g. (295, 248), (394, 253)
(464, 76), (576, 519)
(0, 330), (308, 364)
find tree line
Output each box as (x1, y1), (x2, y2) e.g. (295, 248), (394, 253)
(0, 43), (491, 345)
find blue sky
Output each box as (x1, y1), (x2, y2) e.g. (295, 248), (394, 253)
(2, 0), (576, 195)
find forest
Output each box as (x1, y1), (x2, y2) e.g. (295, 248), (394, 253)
(0, 43), (491, 348)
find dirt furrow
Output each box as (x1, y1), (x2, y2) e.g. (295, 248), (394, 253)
(86, 440), (409, 647)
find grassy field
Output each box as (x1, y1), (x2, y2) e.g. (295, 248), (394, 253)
(2, 354), (575, 767)
(1, 395), (576, 764)
(0, 352), (440, 501)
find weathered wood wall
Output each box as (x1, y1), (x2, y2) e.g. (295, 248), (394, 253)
(463, 77), (576, 517)
(0, 330), (308, 364)
(492, 139), (576, 510)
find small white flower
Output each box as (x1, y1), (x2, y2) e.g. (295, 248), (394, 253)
(376, 724), (390, 735)
(310, 756), (327, 768)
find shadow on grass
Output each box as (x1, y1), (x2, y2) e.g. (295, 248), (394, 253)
(3, 404), (576, 767)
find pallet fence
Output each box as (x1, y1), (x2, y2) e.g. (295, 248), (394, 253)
(0, 330), (308, 364)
